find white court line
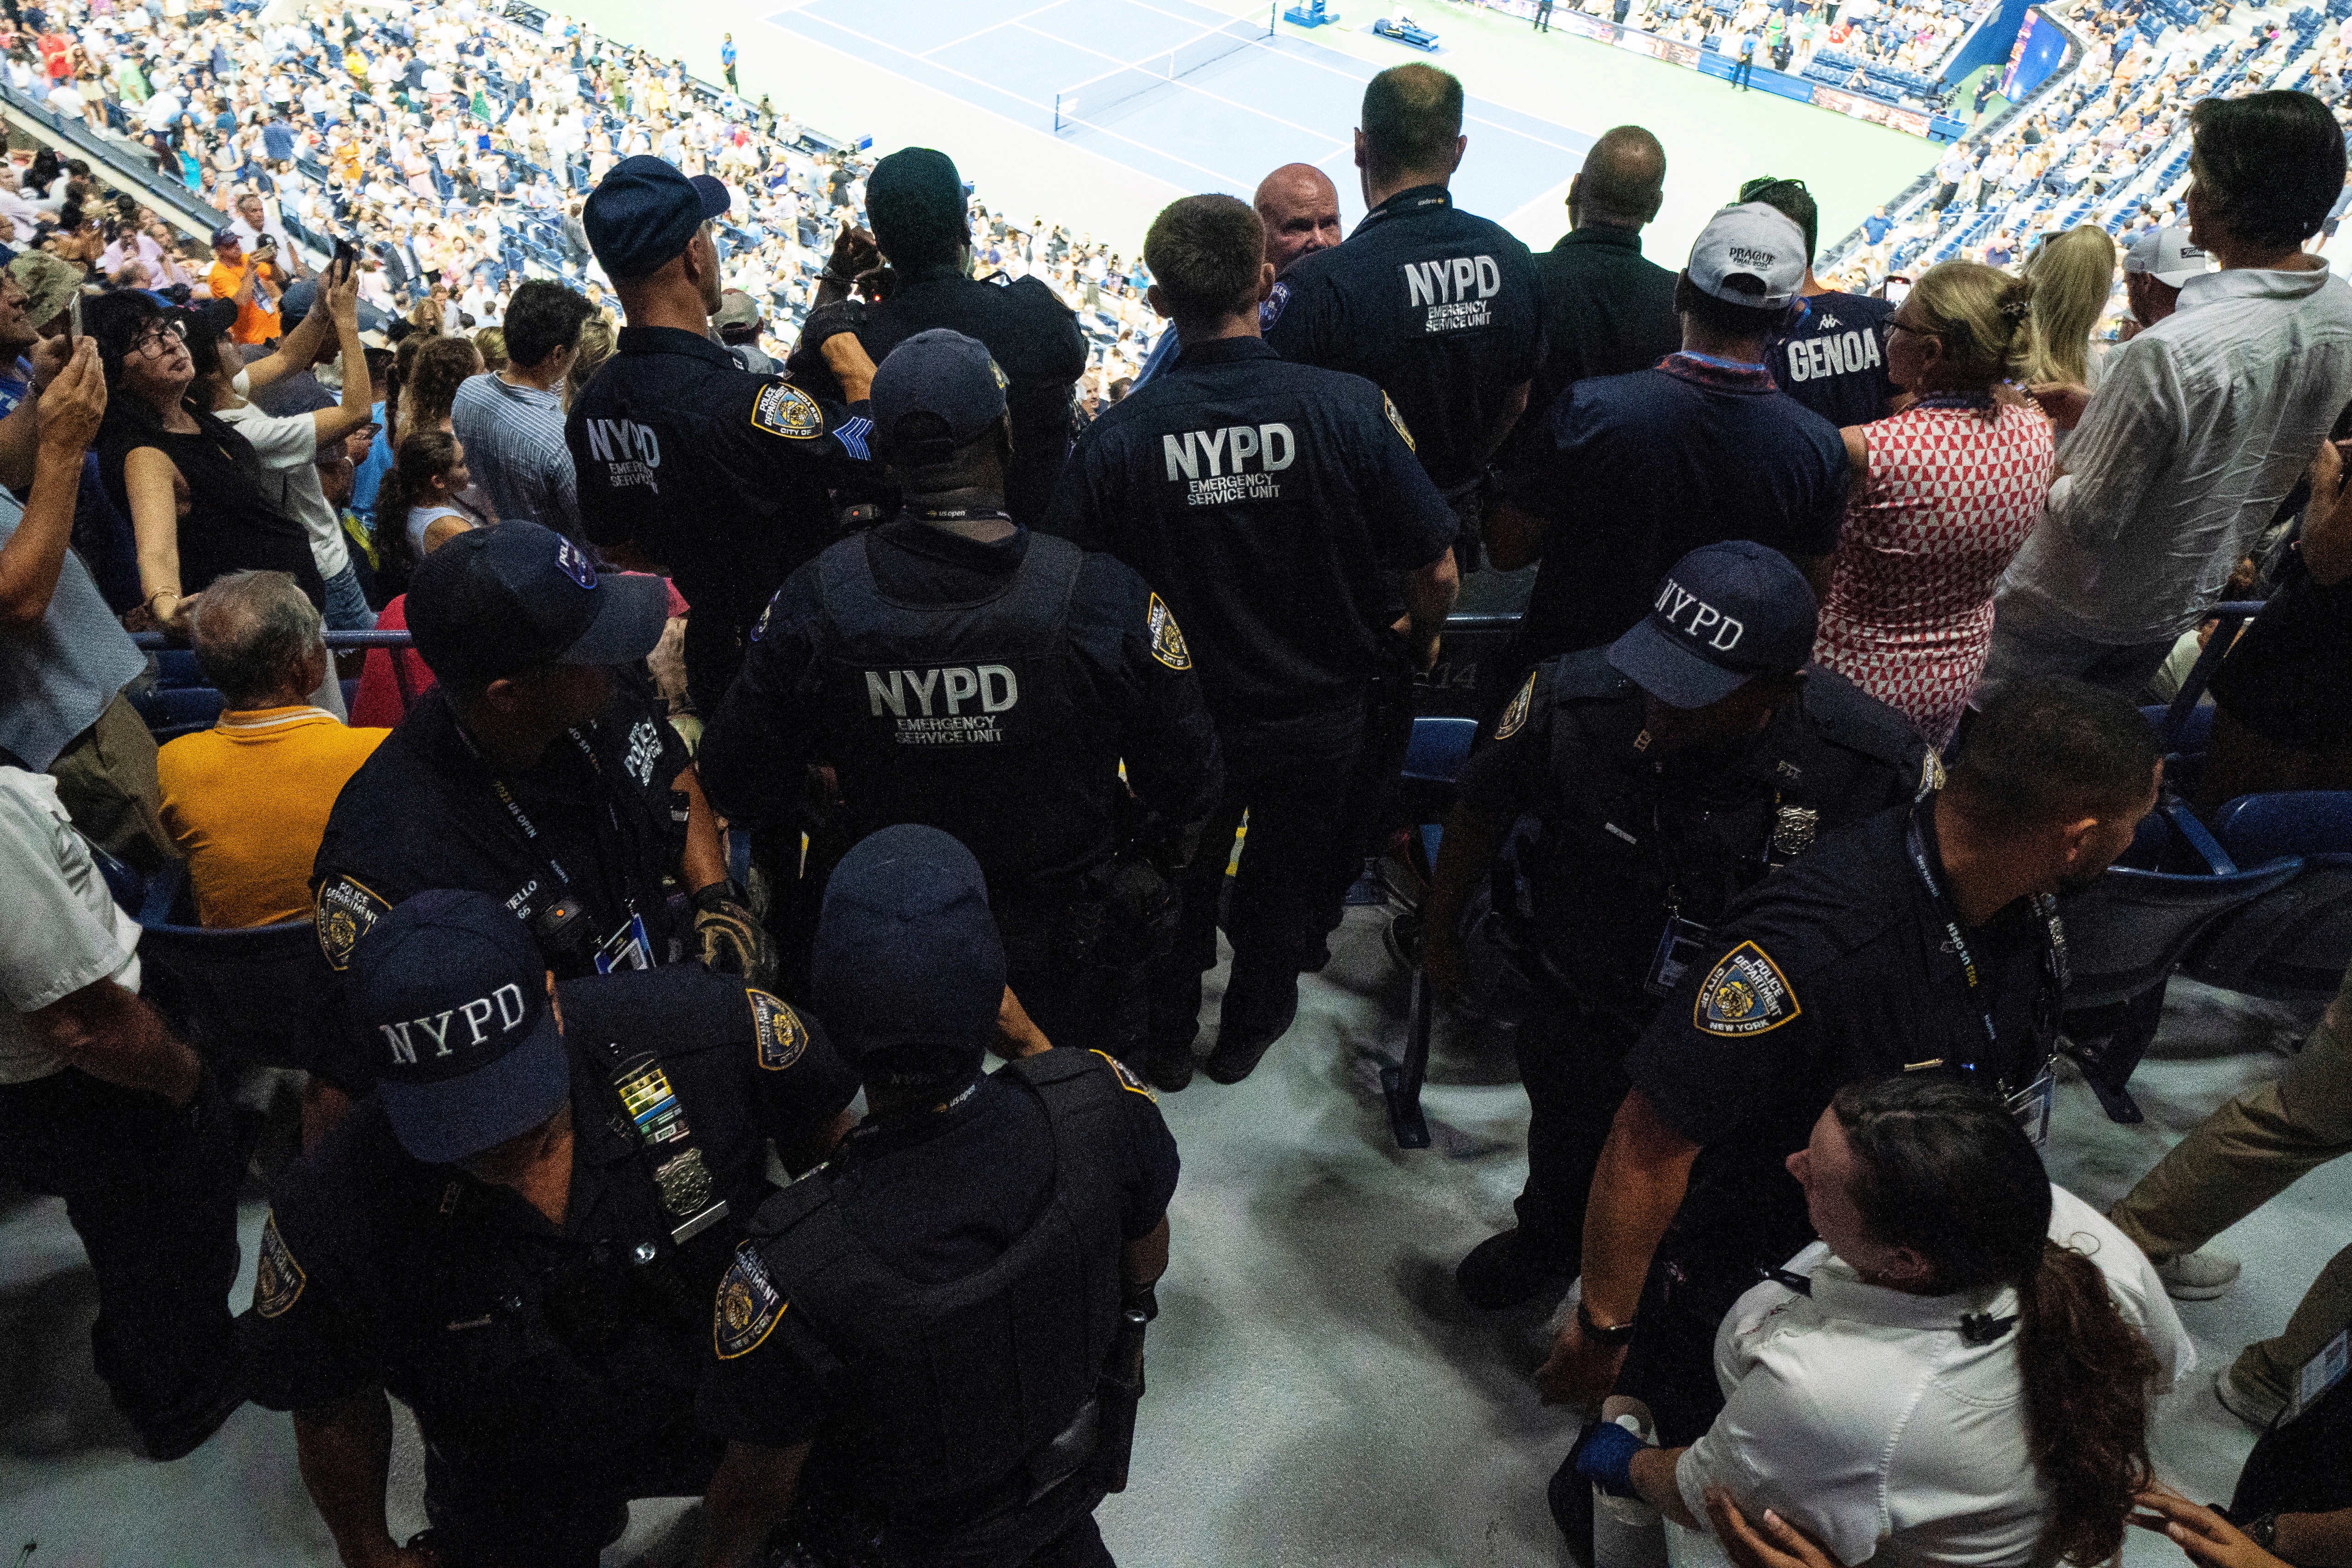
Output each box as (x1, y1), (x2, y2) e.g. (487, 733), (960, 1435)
(1023, 23), (1360, 150)
(922, 0), (1082, 59)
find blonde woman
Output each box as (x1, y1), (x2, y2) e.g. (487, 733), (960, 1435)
(1814, 262), (2055, 746)
(2020, 224), (2118, 388)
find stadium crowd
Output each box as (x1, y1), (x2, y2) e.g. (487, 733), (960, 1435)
(0, 0), (2351, 1563)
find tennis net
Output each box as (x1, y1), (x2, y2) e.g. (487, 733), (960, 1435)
(1053, 7), (1277, 133)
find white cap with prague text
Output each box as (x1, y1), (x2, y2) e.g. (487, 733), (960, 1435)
(2125, 226), (2209, 290)
(1686, 202), (1809, 310)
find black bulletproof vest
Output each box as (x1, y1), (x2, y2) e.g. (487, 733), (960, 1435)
(810, 530), (1119, 887)
(750, 1051), (1127, 1507)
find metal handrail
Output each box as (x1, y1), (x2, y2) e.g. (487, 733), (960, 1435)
(134, 630), (413, 650)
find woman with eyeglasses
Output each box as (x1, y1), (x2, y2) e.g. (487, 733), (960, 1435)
(85, 291), (326, 645)
(1810, 261), (2055, 749)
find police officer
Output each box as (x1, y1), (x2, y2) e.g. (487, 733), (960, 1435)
(1534, 677), (2159, 1543)
(696, 825), (1178, 1568)
(786, 147), (1087, 527)
(699, 330), (1221, 1066)
(1420, 543), (1928, 1310)
(1043, 193), (1459, 1091)
(1262, 62), (1541, 573)
(313, 522), (771, 1055)
(240, 888), (859, 1568)
(565, 156), (879, 714)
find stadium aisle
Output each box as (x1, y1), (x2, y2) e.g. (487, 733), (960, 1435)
(0, 906), (2332, 1566)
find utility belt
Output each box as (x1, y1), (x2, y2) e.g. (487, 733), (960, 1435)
(998, 856), (1178, 971)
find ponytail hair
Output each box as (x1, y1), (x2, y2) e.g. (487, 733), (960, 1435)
(1907, 260), (2036, 388)
(1830, 1077), (2157, 1566)
(2021, 224), (2118, 386)
(374, 430), (466, 596)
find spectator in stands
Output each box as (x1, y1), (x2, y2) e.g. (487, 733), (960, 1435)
(713, 288), (776, 372)
(1585, 1078), (2180, 1568)
(1517, 125), (1680, 449)
(1813, 261), (2053, 747)
(225, 190), (303, 280)
(190, 269), (379, 634)
(449, 278), (591, 539)
(202, 226), (280, 346)
(565, 312), (615, 409)
(472, 328), (508, 374)
(1989, 91), (2352, 701)
(1489, 202), (1847, 670)
(156, 571), (387, 929)
(401, 333), (484, 435)
(1746, 176), (1897, 426)
(2020, 225), (2119, 390)
(88, 292), (326, 655)
(2119, 224), (2207, 340)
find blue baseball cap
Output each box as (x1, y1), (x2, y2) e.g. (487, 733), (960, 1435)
(1607, 540), (1819, 709)
(351, 890), (571, 1164)
(812, 825), (1004, 1082)
(582, 155), (730, 283)
(870, 328), (1008, 465)
(406, 520), (668, 689)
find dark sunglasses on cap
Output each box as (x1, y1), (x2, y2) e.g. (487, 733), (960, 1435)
(1738, 176), (1810, 204)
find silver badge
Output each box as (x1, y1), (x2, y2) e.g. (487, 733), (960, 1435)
(1769, 805), (1819, 861)
(654, 1148), (715, 1217)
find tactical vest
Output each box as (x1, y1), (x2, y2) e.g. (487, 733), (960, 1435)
(749, 1050), (1127, 1510)
(810, 529), (1119, 886)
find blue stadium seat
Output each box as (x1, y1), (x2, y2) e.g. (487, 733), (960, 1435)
(1383, 715), (1482, 1150)
(136, 859), (335, 1076)
(155, 649), (206, 688)
(131, 684), (224, 734)
(2209, 792), (2352, 863)
(2061, 801), (2303, 1122)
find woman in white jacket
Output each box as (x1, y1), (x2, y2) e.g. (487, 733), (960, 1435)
(1580, 1075), (2192, 1566)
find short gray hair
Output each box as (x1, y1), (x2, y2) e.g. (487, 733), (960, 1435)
(191, 571), (324, 710)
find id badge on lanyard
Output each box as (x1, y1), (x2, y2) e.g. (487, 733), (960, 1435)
(2004, 1070), (2055, 1149)
(1644, 915), (1714, 998)
(2284, 1324), (2352, 1425)
(594, 912), (653, 974)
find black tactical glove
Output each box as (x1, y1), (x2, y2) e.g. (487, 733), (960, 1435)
(797, 295), (865, 352)
(692, 879), (779, 990)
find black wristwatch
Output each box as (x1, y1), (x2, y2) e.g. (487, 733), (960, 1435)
(1577, 1300), (1637, 1346)
(2244, 1513), (2280, 1555)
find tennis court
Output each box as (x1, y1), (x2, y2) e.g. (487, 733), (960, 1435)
(762, 0), (1594, 216)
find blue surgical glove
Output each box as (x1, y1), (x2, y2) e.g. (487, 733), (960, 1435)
(1574, 1419), (1646, 1499)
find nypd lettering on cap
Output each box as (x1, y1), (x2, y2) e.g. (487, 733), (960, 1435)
(1653, 574), (1744, 652)
(555, 537), (597, 589)
(379, 981), (530, 1067)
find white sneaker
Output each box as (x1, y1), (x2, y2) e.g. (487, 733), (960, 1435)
(2155, 1248), (2242, 1301)
(2215, 1365), (2287, 1430)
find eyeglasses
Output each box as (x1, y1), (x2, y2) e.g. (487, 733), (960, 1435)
(129, 319), (189, 355)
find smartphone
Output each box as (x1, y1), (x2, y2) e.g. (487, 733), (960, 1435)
(67, 292), (81, 342)
(332, 235), (358, 284)
(1880, 275), (1912, 306)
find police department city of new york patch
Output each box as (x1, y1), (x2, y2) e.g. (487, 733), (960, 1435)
(714, 1242), (785, 1360)
(1382, 391), (1416, 452)
(1494, 670), (1536, 741)
(316, 874), (392, 972)
(750, 381), (825, 440)
(1694, 941), (1801, 1036)
(1147, 594), (1192, 671)
(1091, 1049), (1157, 1102)
(749, 989), (807, 1072)
(254, 1211), (306, 1318)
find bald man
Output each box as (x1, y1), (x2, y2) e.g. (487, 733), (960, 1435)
(1133, 163), (1346, 387)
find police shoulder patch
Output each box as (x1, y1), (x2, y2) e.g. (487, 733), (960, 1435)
(1494, 669), (1536, 741)
(748, 988), (807, 1072)
(1146, 593), (1192, 671)
(1693, 940), (1802, 1037)
(749, 381), (825, 440)
(1381, 391), (1415, 452)
(316, 874), (392, 972)
(1260, 278), (1291, 329)
(714, 1242), (785, 1359)
(254, 1210), (306, 1319)
(1918, 749), (1946, 801)
(1091, 1048), (1157, 1102)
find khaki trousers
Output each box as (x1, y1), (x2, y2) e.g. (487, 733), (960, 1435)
(2111, 954), (2352, 1402)
(46, 692), (178, 875)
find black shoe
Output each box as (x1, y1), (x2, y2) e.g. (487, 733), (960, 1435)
(1548, 1427), (1599, 1566)
(138, 1374), (245, 1462)
(1454, 1227), (1572, 1310)
(1200, 965), (1299, 1085)
(1145, 1034), (1197, 1093)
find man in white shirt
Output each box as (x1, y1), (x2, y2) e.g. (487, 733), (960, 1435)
(0, 764), (244, 1462)
(1988, 89), (2352, 699)
(227, 189), (305, 280)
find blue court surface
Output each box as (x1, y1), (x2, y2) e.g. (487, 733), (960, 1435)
(764, 0), (1591, 214)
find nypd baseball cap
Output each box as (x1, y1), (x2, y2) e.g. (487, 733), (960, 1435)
(351, 890), (571, 1164)
(869, 328), (1009, 465)
(1608, 540), (1820, 709)
(582, 155), (731, 283)
(2125, 225), (2208, 290)
(407, 519), (668, 689)
(1686, 202), (1808, 309)
(812, 825), (1004, 1084)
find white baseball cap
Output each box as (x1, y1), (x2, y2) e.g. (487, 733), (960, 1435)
(2125, 225), (2208, 289)
(1687, 202), (1809, 309)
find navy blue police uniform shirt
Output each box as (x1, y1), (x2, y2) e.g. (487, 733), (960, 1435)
(785, 268), (1089, 526)
(1624, 798), (2060, 1244)
(1040, 335), (1457, 727)
(312, 670), (694, 1053)
(1499, 353), (1847, 669)
(564, 325), (876, 704)
(1763, 291), (1897, 428)
(695, 516), (1222, 888)
(1455, 651), (1930, 1023)
(239, 971), (859, 1481)
(1262, 186), (1543, 493)
(698, 1051), (1179, 1450)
